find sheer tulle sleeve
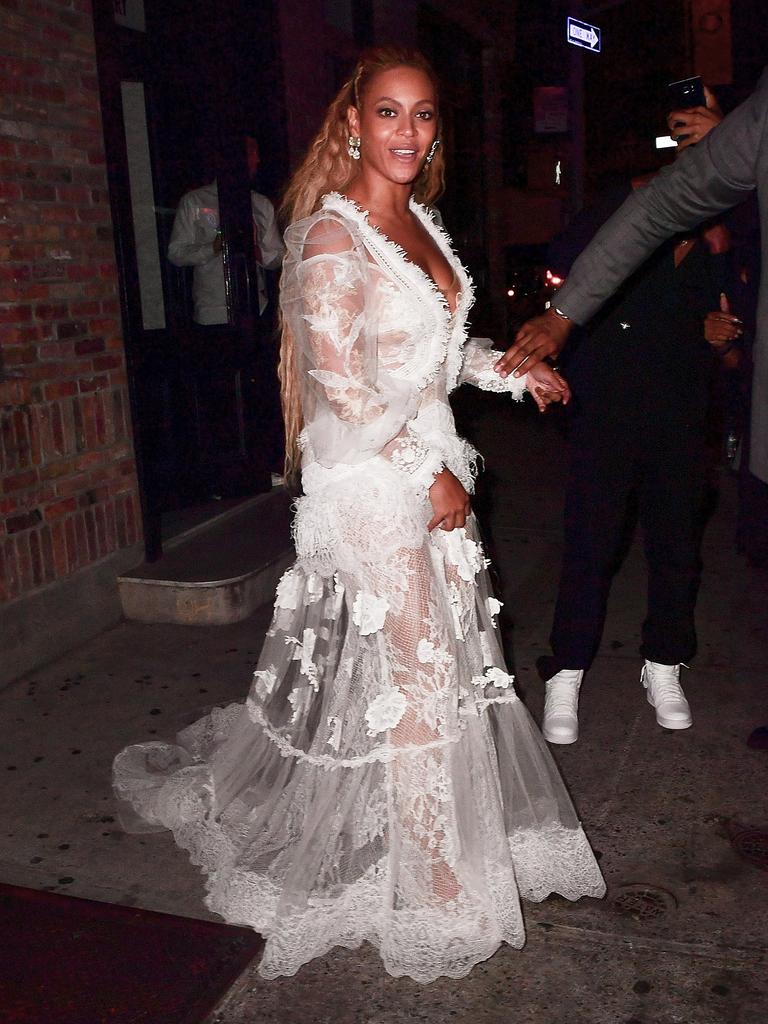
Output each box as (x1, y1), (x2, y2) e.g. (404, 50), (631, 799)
(458, 337), (528, 399)
(282, 213), (443, 491)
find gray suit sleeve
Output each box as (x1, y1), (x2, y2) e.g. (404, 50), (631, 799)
(556, 69), (768, 325)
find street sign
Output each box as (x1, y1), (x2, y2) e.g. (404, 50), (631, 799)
(567, 16), (601, 52)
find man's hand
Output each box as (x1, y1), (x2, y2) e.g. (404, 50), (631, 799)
(494, 307), (573, 379)
(667, 84), (723, 151)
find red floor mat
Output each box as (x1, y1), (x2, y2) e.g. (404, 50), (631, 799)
(0, 883), (264, 1024)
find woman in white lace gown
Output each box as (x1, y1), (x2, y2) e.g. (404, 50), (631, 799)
(114, 47), (605, 983)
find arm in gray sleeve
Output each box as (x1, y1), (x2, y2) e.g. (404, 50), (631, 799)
(557, 69), (768, 325)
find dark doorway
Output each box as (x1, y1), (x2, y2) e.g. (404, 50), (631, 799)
(93, 0), (287, 561)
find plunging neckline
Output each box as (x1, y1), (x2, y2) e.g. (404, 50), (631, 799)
(325, 192), (461, 317)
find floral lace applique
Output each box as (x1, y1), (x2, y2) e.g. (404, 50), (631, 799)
(275, 569), (301, 610)
(441, 528), (484, 582)
(253, 665), (278, 698)
(287, 686), (311, 724)
(472, 666), (515, 690)
(352, 592), (390, 635)
(365, 688), (407, 735)
(487, 596), (503, 627)
(285, 629), (319, 689)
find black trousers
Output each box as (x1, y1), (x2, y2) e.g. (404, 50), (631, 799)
(546, 411), (705, 673)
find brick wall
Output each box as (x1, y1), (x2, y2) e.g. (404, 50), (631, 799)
(0, 0), (141, 605)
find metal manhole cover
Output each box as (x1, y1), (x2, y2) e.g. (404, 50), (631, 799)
(728, 826), (768, 871)
(611, 883), (678, 921)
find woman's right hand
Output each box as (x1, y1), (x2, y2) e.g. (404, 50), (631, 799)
(427, 468), (471, 532)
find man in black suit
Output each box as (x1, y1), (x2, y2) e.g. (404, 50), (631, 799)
(496, 70), (768, 743)
(496, 69), (768, 491)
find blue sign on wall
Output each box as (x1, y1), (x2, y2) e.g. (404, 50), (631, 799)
(567, 17), (601, 52)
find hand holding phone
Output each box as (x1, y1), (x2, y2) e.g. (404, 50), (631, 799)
(667, 76), (706, 145)
(665, 80), (723, 151)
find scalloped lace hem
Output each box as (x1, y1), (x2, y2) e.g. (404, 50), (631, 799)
(170, 824), (605, 983)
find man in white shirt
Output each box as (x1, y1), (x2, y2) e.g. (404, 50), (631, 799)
(167, 139), (283, 323)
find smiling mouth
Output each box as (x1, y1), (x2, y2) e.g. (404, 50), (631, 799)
(390, 148), (419, 159)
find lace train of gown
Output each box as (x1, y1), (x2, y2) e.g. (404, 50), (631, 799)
(113, 193), (605, 983)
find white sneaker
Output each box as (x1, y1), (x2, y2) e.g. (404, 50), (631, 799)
(641, 661), (692, 730)
(542, 669), (584, 744)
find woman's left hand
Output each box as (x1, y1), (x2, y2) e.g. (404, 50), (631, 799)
(525, 363), (571, 412)
(667, 84), (723, 151)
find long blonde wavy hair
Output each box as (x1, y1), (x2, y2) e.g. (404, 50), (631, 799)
(278, 46), (446, 485)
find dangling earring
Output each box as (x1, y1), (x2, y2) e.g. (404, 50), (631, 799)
(426, 139), (440, 164)
(348, 136), (361, 160)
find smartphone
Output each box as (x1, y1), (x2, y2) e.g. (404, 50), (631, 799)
(655, 135), (678, 149)
(667, 76), (706, 112)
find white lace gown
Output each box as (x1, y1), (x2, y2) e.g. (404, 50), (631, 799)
(113, 192), (605, 983)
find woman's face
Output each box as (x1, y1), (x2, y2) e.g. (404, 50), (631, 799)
(348, 65), (438, 187)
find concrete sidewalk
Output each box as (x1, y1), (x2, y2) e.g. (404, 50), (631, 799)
(1, 394), (767, 1024)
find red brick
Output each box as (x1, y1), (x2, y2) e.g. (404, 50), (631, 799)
(65, 262), (98, 281)
(55, 320), (86, 339)
(0, 181), (23, 201)
(45, 495), (78, 521)
(24, 224), (62, 242)
(3, 539), (19, 599)
(38, 164), (74, 184)
(104, 499), (117, 551)
(50, 519), (67, 576)
(12, 410), (31, 466)
(56, 183), (90, 204)
(64, 515), (78, 572)
(4, 345), (37, 365)
(3, 469), (38, 492)
(6, 507), (42, 534)
(35, 302), (69, 320)
(93, 354), (121, 371)
(74, 450), (105, 471)
(29, 528), (43, 586)
(15, 532), (33, 593)
(77, 375), (107, 393)
(32, 261), (67, 282)
(15, 142), (53, 163)
(20, 181), (57, 203)
(74, 336), (104, 355)
(43, 380), (77, 401)
(54, 474), (88, 498)
(30, 82), (66, 105)
(2, 282), (50, 303)
(24, 325), (51, 344)
(0, 304), (33, 322)
(39, 523), (55, 583)
(39, 456), (77, 482)
(0, 224), (26, 242)
(0, 264), (32, 284)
